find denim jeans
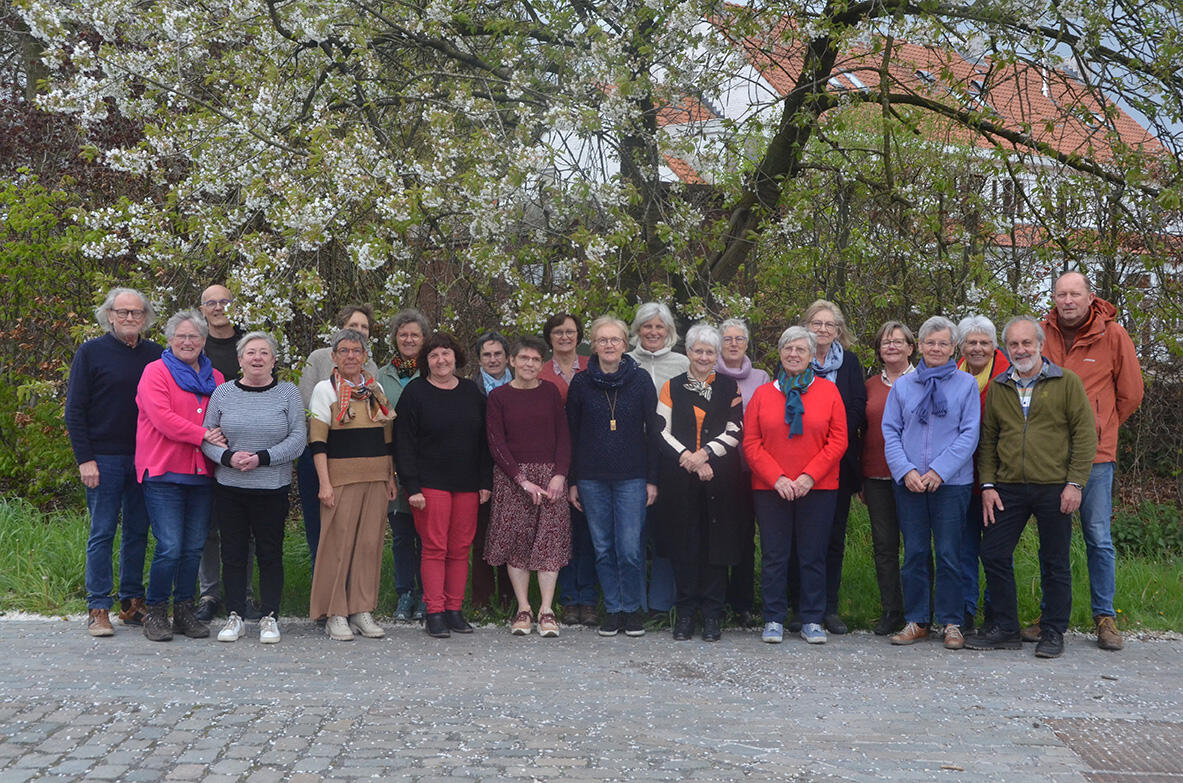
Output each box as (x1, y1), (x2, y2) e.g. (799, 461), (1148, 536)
(143, 480), (213, 606)
(645, 506), (676, 612)
(1080, 462), (1117, 618)
(84, 454), (150, 610)
(753, 489), (836, 625)
(577, 478), (647, 614)
(297, 446), (321, 566)
(960, 491), (987, 616)
(388, 510), (421, 596)
(894, 482), (971, 626)
(558, 503), (599, 606)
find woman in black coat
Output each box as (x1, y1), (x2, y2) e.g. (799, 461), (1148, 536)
(654, 323), (745, 642)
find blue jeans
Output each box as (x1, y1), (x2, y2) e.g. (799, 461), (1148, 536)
(577, 479), (647, 614)
(297, 447), (321, 565)
(558, 504), (599, 606)
(1080, 462), (1117, 618)
(388, 509), (421, 595)
(84, 454), (150, 610)
(894, 482), (971, 626)
(753, 489), (836, 625)
(645, 507), (676, 612)
(960, 492), (992, 616)
(143, 480), (213, 606)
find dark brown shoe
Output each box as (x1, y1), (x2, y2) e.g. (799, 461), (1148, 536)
(1096, 615), (1123, 651)
(580, 605), (599, 627)
(117, 597), (147, 626)
(143, 603), (173, 642)
(561, 604), (581, 625)
(87, 609), (114, 637)
(1019, 616), (1042, 643)
(172, 600), (210, 638)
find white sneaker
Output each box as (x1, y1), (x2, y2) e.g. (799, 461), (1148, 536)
(259, 615), (280, 644)
(325, 615), (353, 641)
(348, 611), (386, 638)
(217, 612), (244, 642)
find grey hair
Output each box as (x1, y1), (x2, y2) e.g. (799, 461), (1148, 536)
(719, 317), (751, 341)
(918, 316), (959, 346)
(1002, 315), (1046, 346)
(630, 301), (678, 349)
(684, 322), (722, 353)
(95, 287), (156, 332)
(236, 330), (279, 357)
(589, 315), (629, 344)
(163, 310), (208, 340)
(475, 330), (510, 356)
(331, 328), (369, 355)
(957, 315), (997, 348)
(390, 308), (430, 338)
(777, 325), (817, 353)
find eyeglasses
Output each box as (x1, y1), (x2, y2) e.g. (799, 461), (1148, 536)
(921, 340), (953, 349)
(721, 335), (747, 344)
(551, 329), (578, 337)
(880, 339), (908, 347)
(594, 337), (624, 347)
(172, 333), (203, 344)
(202, 298), (233, 309)
(689, 348), (715, 358)
(111, 308), (146, 320)
(809, 320), (838, 331)
(335, 346), (365, 356)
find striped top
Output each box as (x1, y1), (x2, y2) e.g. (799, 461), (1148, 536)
(308, 379), (395, 486)
(202, 379), (306, 490)
(657, 372), (741, 456)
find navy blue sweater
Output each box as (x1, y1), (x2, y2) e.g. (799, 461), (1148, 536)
(65, 333), (164, 463)
(566, 355), (660, 483)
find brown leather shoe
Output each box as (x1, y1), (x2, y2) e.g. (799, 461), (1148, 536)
(117, 597), (147, 626)
(943, 624), (965, 650)
(1019, 616), (1042, 643)
(1096, 615), (1123, 651)
(890, 621), (928, 645)
(87, 608), (114, 637)
(580, 605), (600, 627)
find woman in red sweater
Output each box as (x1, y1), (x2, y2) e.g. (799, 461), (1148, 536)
(743, 326), (847, 645)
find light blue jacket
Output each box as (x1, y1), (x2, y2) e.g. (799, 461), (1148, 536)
(882, 366), (980, 486)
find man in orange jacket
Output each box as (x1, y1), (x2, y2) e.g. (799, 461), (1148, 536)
(1033, 271), (1144, 651)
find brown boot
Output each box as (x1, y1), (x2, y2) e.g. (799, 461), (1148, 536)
(172, 600), (211, 638)
(142, 603), (173, 642)
(87, 608), (114, 637)
(1019, 616), (1042, 643)
(1095, 615), (1123, 651)
(117, 597), (147, 626)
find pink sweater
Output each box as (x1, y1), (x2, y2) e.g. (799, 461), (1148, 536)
(135, 360), (225, 482)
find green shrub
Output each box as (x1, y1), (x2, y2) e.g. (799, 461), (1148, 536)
(1112, 501), (1183, 560)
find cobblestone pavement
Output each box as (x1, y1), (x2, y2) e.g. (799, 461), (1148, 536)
(1, 617), (1180, 782)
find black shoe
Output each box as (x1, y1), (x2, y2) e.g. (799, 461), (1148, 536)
(962, 611), (976, 635)
(672, 614), (694, 641)
(172, 600), (210, 638)
(424, 612), (451, 638)
(142, 603), (173, 642)
(702, 617), (722, 642)
(873, 611), (905, 636)
(823, 613), (848, 635)
(598, 612), (622, 637)
(1035, 628), (1064, 659)
(964, 626), (1022, 651)
(242, 600), (265, 621)
(444, 610), (473, 633)
(624, 611), (645, 637)
(193, 595), (220, 623)
(787, 613), (803, 633)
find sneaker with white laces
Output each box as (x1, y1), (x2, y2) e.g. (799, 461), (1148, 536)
(800, 622), (827, 644)
(762, 621), (784, 644)
(348, 611), (386, 638)
(259, 614), (281, 644)
(217, 612), (245, 643)
(325, 615), (354, 641)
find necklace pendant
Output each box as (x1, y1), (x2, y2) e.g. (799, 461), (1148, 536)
(610, 418), (617, 431)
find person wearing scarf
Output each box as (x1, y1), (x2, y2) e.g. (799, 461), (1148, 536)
(470, 331), (514, 611)
(135, 310), (227, 642)
(307, 329), (397, 642)
(881, 316), (981, 650)
(743, 326), (847, 645)
(376, 308), (429, 623)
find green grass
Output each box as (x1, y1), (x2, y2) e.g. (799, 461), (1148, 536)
(1, 494), (1180, 632)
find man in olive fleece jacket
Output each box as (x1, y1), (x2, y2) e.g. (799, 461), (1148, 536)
(967, 316), (1096, 658)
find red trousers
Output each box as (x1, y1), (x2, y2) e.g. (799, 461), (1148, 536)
(411, 488), (479, 613)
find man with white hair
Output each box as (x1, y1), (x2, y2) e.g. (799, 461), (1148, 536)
(65, 287), (164, 636)
(967, 316), (1096, 658)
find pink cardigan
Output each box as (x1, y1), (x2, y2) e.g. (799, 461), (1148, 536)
(135, 360), (225, 482)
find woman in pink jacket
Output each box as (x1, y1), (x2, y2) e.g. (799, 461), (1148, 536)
(136, 310), (226, 642)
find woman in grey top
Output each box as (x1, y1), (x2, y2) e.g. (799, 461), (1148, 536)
(203, 332), (305, 643)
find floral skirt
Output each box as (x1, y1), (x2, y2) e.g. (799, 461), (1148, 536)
(484, 463), (571, 572)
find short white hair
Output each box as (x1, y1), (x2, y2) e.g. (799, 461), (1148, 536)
(918, 316), (959, 346)
(957, 315), (997, 348)
(777, 325), (816, 353)
(1002, 315), (1046, 346)
(684, 322), (721, 353)
(95, 287), (156, 332)
(719, 318), (750, 341)
(630, 302), (678, 349)
(237, 331), (278, 357)
(163, 310), (208, 340)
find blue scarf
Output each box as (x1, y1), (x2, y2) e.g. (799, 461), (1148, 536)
(776, 366), (814, 438)
(911, 358), (957, 424)
(161, 348), (217, 396)
(811, 342), (843, 382)
(480, 368), (512, 395)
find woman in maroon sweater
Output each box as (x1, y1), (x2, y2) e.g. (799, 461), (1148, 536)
(484, 336), (572, 637)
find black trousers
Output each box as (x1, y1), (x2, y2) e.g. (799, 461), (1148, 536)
(788, 482), (854, 615)
(215, 484), (288, 617)
(980, 483), (1072, 634)
(673, 559), (728, 620)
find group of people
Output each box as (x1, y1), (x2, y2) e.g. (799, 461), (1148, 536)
(66, 271), (1143, 658)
